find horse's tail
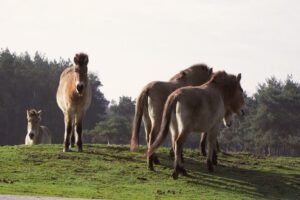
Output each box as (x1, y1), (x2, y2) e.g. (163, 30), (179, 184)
(130, 87), (149, 151)
(147, 93), (179, 156)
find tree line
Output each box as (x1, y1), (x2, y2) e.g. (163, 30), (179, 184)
(0, 49), (108, 145)
(1, 49), (299, 156)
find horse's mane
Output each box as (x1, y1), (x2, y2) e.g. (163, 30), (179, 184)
(169, 64), (209, 81)
(28, 109), (38, 117)
(209, 71), (239, 97)
(74, 53), (89, 66)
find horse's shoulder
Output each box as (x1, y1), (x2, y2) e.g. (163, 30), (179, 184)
(60, 66), (75, 78)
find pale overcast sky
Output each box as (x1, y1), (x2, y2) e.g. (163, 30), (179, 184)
(1, 0), (300, 101)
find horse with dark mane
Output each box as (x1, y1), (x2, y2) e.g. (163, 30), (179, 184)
(130, 64), (213, 170)
(56, 53), (92, 152)
(147, 71), (245, 179)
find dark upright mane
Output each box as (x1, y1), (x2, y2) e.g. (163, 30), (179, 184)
(209, 71), (240, 101)
(169, 63), (209, 81)
(28, 109), (38, 117)
(74, 53), (89, 66)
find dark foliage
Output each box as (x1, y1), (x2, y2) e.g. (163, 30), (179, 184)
(0, 49), (108, 145)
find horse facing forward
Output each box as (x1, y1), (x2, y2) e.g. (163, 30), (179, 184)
(25, 109), (52, 145)
(147, 71), (245, 179)
(56, 53), (92, 152)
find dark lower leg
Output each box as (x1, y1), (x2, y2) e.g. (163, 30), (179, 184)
(200, 132), (207, 156)
(63, 118), (72, 152)
(70, 125), (75, 148)
(76, 122), (83, 152)
(212, 150), (218, 165)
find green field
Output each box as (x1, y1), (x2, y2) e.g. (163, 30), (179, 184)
(0, 145), (299, 199)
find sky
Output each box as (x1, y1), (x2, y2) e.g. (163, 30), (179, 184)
(1, 0), (300, 101)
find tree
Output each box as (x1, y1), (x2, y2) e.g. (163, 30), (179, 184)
(0, 49), (108, 145)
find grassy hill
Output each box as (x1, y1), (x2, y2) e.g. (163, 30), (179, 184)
(0, 145), (299, 200)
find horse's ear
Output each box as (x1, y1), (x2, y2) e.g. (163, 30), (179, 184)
(180, 71), (186, 78)
(74, 54), (79, 65)
(237, 73), (242, 82)
(83, 56), (89, 65)
(37, 110), (42, 118)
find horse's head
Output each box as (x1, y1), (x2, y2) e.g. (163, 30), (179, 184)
(74, 53), (89, 95)
(170, 64), (213, 86)
(26, 109), (42, 140)
(211, 71), (245, 127)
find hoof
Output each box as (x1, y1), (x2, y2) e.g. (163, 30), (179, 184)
(172, 171), (178, 180)
(78, 148), (83, 152)
(207, 159), (214, 172)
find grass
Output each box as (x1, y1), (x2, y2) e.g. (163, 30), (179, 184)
(0, 144), (299, 199)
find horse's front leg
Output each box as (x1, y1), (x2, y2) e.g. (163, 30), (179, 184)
(200, 132), (207, 156)
(75, 114), (83, 152)
(63, 113), (72, 152)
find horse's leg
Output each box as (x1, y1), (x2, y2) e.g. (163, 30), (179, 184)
(200, 132), (207, 156)
(63, 113), (72, 152)
(147, 121), (160, 171)
(143, 114), (160, 165)
(75, 114), (83, 152)
(172, 130), (188, 180)
(70, 125), (75, 148)
(206, 128), (218, 172)
(216, 139), (220, 152)
(169, 119), (178, 161)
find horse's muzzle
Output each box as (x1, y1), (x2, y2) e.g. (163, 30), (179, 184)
(76, 83), (84, 94)
(29, 133), (34, 139)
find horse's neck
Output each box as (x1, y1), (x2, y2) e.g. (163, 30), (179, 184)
(170, 81), (186, 88)
(209, 83), (229, 106)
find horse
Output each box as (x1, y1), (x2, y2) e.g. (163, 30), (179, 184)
(25, 109), (52, 145)
(130, 64), (213, 170)
(147, 71), (245, 179)
(56, 53), (92, 152)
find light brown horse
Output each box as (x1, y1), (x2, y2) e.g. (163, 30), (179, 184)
(130, 64), (213, 170)
(147, 71), (245, 179)
(56, 53), (92, 152)
(25, 109), (52, 145)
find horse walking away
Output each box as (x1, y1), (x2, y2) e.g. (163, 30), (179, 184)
(56, 53), (92, 152)
(147, 71), (245, 179)
(130, 64), (213, 170)
(25, 109), (52, 145)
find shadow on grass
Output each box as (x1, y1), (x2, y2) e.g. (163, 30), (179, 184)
(152, 151), (300, 200)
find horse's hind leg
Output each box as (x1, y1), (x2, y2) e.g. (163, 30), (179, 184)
(172, 130), (188, 180)
(147, 122), (161, 171)
(63, 113), (72, 152)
